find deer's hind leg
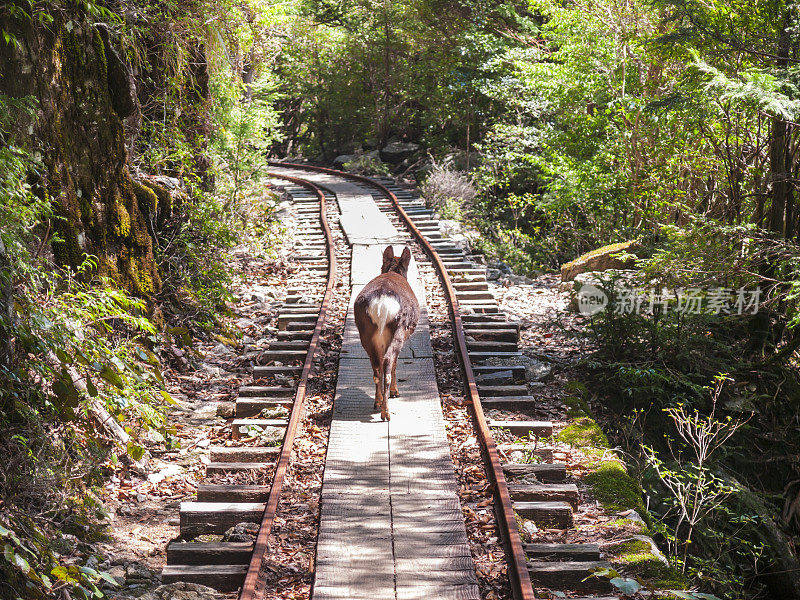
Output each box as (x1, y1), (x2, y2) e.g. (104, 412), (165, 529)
(389, 361), (399, 398)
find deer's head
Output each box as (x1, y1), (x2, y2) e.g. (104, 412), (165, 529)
(381, 246), (412, 278)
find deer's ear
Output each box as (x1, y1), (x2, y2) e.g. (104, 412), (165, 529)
(399, 247), (412, 270)
(381, 245), (395, 272)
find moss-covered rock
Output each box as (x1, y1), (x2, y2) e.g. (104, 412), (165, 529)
(561, 240), (638, 281)
(585, 460), (647, 515)
(0, 14), (159, 295)
(558, 417), (610, 448)
(607, 537), (688, 589)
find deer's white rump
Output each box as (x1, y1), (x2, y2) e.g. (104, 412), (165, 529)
(366, 295), (401, 335)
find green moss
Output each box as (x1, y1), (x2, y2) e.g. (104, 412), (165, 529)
(51, 211), (84, 268)
(112, 199), (131, 238)
(608, 539), (689, 589)
(125, 256), (155, 296)
(563, 395), (591, 418)
(92, 28), (107, 72)
(602, 517), (647, 532)
(558, 417), (609, 448)
(132, 181), (158, 216)
(585, 460), (647, 515)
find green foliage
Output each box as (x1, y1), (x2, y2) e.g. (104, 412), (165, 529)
(0, 94), (168, 599)
(210, 72), (283, 207)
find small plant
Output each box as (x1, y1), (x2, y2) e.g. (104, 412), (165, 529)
(644, 376), (748, 573)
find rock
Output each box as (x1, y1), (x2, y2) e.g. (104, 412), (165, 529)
(109, 565), (126, 585)
(139, 582), (224, 600)
(523, 520), (539, 536)
(380, 141), (421, 164)
(209, 343), (233, 358)
(484, 355), (551, 382)
(489, 261), (512, 275)
(560, 240), (638, 282)
(151, 175), (181, 191)
(216, 402), (235, 418)
(631, 534), (669, 565)
(507, 274), (534, 285)
(148, 464), (183, 484)
(125, 562), (152, 582)
(487, 268), (502, 281)
(223, 522), (260, 542)
(237, 317), (255, 330)
(333, 154), (358, 169)
(257, 426), (284, 444)
(616, 509), (647, 528)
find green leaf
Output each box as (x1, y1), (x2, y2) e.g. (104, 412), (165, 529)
(86, 376), (98, 397)
(12, 552), (30, 574)
(51, 565), (69, 580)
(610, 577), (641, 595)
(99, 366), (125, 389)
(55, 348), (71, 365)
(97, 571), (120, 586)
(126, 442), (145, 461)
(160, 390), (175, 404)
(0, 525), (10, 537)
(53, 371), (80, 406)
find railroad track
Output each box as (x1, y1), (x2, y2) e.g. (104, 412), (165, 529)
(161, 174), (336, 594)
(160, 164), (620, 600)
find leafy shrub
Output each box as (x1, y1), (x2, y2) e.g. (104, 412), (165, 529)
(421, 163), (477, 212)
(1, 95), (169, 599)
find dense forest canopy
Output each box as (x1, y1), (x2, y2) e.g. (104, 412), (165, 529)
(2, 0), (800, 598)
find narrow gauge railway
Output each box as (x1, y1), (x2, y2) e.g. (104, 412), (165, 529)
(160, 164), (620, 600)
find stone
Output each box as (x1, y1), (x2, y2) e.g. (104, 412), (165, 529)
(560, 240), (638, 281)
(333, 154), (358, 169)
(488, 261), (512, 274)
(215, 402), (235, 418)
(486, 268), (502, 281)
(380, 141), (421, 163)
(504, 274), (534, 285)
(222, 522), (260, 542)
(139, 582), (224, 600)
(125, 562), (152, 582)
(484, 355), (551, 382)
(152, 175), (182, 191)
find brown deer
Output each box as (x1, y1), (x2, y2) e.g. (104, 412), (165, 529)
(354, 246), (420, 421)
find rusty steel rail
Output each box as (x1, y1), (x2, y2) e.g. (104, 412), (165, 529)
(239, 174), (336, 600)
(267, 161), (536, 600)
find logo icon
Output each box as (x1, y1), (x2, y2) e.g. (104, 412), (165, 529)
(577, 283), (608, 316)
